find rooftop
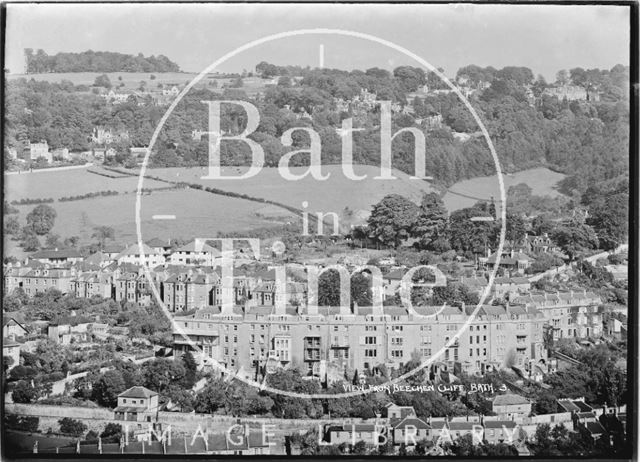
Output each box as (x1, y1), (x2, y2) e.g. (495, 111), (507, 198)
(118, 386), (158, 399)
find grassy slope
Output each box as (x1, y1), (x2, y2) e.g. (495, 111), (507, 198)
(442, 167), (566, 212)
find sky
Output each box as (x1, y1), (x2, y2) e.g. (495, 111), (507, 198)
(4, 3), (631, 81)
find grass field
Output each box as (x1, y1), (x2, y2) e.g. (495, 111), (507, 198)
(4, 188), (298, 259)
(4, 165), (566, 260)
(140, 164), (436, 221)
(4, 167), (167, 202)
(442, 167), (566, 212)
(7, 72), (271, 95)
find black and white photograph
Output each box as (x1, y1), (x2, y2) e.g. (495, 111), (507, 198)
(1, 2), (636, 459)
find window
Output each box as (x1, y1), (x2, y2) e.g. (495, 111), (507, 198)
(470, 349), (473, 357)
(365, 349), (377, 357)
(470, 336), (473, 344)
(365, 336), (377, 345)
(391, 350), (403, 358)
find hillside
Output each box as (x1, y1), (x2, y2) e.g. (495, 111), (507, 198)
(137, 164), (436, 225)
(442, 167), (566, 212)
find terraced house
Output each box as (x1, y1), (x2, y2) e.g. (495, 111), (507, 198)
(512, 291), (603, 339)
(171, 302), (547, 380)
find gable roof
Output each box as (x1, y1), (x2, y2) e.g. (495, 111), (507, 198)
(30, 249), (83, 259)
(146, 238), (172, 249)
(115, 243), (162, 259)
(493, 393), (530, 407)
(484, 420), (517, 429)
(118, 386), (157, 399)
(174, 240), (219, 254)
(394, 416), (431, 430)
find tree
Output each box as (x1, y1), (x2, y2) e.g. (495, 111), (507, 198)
(182, 351), (197, 389)
(4, 216), (20, 235)
(555, 70), (569, 86)
(101, 423), (123, 442)
(194, 379), (227, 413)
(92, 225), (115, 248)
(449, 204), (498, 255)
(92, 370), (126, 408)
(45, 233), (61, 249)
(412, 193), (449, 250)
(11, 380), (43, 403)
(20, 233), (40, 252)
(94, 74), (112, 89)
(505, 212), (527, 245)
(142, 358), (186, 393)
(587, 192), (629, 250)
(58, 417), (87, 437)
(26, 204), (57, 235)
(367, 194), (420, 248)
(551, 221), (599, 260)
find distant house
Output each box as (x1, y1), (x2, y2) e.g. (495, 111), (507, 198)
(26, 141), (52, 163)
(3, 339), (22, 370)
(483, 420), (518, 445)
(325, 423), (381, 445)
(604, 264), (627, 281)
(481, 251), (532, 275)
(146, 238), (172, 257)
(102, 243), (126, 261)
(524, 233), (560, 255)
(169, 240), (220, 267)
(492, 277), (531, 299)
(491, 393), (532, 420)
(48, 323), (92, 344)
(51, 148), (71, 161)
(392, 417), (431, 445)
(447, 421), (478, 442)
(385, 403), (417, 420)
(115, 244), (165, 267)
(3, 316), (28, 340)
(29, 249), (84, 265)
(114, 386), (159, 422)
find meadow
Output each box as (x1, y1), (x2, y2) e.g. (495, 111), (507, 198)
(138, 164), (436, 222)
(4, 167), (167, 202)
(442, 167), (566, 212)
(3, 165), (566, 260)
(7, 72), (271, 95)
(5, 188), (297, 258)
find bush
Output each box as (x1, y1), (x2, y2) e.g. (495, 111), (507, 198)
(58, 417), (87, 437)
(5, 415), (39, 432)
(85, 430), (99, 442)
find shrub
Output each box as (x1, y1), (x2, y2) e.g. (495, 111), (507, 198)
(5, 415), (39, 432)
(58, 417), (87, 437)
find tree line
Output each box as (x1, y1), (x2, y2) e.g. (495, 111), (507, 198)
(24, 49), (181, 73)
